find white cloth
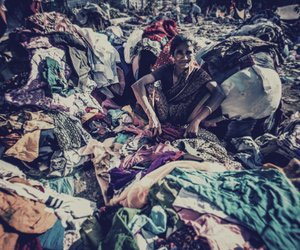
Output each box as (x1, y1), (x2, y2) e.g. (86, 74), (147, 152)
(106, 25), (124, 38)
(276, 4), (300, 21)
(191, 4), (201, 14)
(0, 160), (25, 179)
(53, 92), (103, 119)
(75, 26), (120, 88)
(123, 29), (143, 64)
(221, 65), (282, 120)
(173, 188), (239, 223)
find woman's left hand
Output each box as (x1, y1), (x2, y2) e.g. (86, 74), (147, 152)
(184, 120), (200, 138)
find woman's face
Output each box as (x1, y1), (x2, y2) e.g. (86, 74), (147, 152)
(173, 43), (193, 70)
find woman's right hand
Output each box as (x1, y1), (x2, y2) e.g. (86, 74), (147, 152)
(148, 113), (162, 136)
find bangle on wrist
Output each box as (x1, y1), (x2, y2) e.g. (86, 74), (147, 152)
(204, 106), (213, 115)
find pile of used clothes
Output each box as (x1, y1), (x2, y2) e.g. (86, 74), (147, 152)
(0, 8), (300, 250)
(73, 2), (111, 31)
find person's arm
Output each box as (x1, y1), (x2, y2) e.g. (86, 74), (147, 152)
(185, 81), (226, 137)
(0, 2), (7, 24)
(203, 81), (226, 113)
(132, 74), (162, 135)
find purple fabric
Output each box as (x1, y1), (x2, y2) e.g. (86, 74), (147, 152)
(156, 124), (185, 143)
(143, 151), (183, 176)
(121, 143), (183, 169)
(107, 150), (183, 196)
(107, 168), (139, 197)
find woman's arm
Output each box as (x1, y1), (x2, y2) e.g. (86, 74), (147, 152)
(185, 81), (226, 137)
(132, 74), (162, 135)
(204, 81), (226, 113)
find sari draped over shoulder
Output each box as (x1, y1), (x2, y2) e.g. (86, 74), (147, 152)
(147, 65), (212, 125)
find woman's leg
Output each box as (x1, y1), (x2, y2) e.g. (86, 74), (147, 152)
(187, 93), (210, 123)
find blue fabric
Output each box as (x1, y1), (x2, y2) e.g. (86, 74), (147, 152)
(164, 168), (300, 250)
(108, 109), (126, 127)
(38, 220), (65, 250)
(115, 133), (133, 144)
(128, 205), (167, 235)
(41, 175), (75, 195)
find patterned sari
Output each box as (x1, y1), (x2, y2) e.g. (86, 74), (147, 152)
(146, 65), (212, 125)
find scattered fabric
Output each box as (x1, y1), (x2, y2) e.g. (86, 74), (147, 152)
(164, 168), (300, 250)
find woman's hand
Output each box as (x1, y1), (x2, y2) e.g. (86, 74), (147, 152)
(148, 113), (162, 136)
(184, 120), (200, 138)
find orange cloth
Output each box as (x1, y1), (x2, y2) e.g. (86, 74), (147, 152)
(0, 178), (56, 250)
(5, 130), (41, 162)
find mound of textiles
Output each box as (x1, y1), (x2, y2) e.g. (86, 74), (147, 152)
(228, 10), (295, 57)
(0, 11), (300, 250)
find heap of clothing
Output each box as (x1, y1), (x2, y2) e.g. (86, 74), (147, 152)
(73, 2), (111, 31)
(74, 163), (300, 250)
(0, 160), (95, 250)
(229, 10), (295, 57)
(0, 11), (299, 250)
(0, 11), (127, 178)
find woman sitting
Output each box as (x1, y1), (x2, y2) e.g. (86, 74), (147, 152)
(132, 35), (226, 137)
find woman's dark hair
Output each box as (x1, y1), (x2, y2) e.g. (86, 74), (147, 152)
(138, 49), (157, 79)
(170, 35), (192, 56)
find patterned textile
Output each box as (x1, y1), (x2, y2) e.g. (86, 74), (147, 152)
(5, 47), (71, 110)
(131, 19), (178, 60)
(49, 111), (91, 151)
(154, 225), (204, 250)
(231, 20), (288, 55)
(152, 38), (174, 71)
(142, 19), (178, 41)
(172, 129), (242, 170)
(26, 12), (79, 38)
(256, 112), (300, 161)
(148, 66), (212, 124)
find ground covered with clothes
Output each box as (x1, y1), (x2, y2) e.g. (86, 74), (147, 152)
(0, 9), (300, 250)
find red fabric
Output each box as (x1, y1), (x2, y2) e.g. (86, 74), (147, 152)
(142, 19), (178, 42)
(153, 38), (175, 70)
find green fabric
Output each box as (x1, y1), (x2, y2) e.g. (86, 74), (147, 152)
(80, 208), (139, 250)
(148, 178), (183, 230)
(99, 208), (140, 250)
(42, 57), (74, 97)
(115, 133), (133, 144)
(40, 176), (75, 195)
(165, 168), (300, 250)
(128, 205), (167, 235)
(149, 178), (180, 208)
(80, 216), (104, 250)
(67, 46), (90, 87)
